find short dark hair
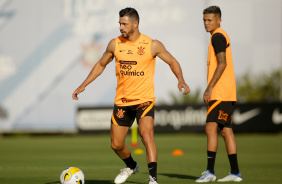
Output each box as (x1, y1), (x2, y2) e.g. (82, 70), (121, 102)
(119, 7), (139, 23)
(203, 6), (221, 18)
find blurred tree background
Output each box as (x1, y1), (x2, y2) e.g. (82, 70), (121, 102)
(164, 69), (280, 105)
(236, 70), (279, 103)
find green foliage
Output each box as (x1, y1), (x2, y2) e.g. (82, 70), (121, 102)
(165, 69), (281, 104)
(237, 70), (280, 102)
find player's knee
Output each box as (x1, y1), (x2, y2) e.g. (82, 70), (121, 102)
(111, 142), (124, 151)
(220, 130), (226, 138)
(220, 128), (229, 138)
(220, 128), (234, 139)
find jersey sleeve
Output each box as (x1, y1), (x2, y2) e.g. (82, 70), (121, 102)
(212, 33), (227, 54)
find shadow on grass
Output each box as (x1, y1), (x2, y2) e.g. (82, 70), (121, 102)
(84, 180), (113, 184)
(45, 180), (142, 184)
(44, 182), (60, 184)
(159, 173), (198, 180)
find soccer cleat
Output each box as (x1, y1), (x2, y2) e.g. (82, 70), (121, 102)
(196, 170), (216, 182)
(114, 164), (139, 184)
(217, 172), (242, 182)
(148, 175), (159, 184)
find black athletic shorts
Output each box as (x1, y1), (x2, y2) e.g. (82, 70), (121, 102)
(206, 100), (235, 129)
(111, 101), (155, 127)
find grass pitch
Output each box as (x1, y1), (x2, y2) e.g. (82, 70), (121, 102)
(0, 133), (281, 184)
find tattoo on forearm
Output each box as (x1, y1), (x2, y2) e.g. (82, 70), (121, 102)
(217, 52), (226, 64)
(208, 52), (227, 88)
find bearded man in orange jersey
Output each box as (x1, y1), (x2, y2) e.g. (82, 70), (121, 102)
(196, 6), (242, 183)
(72, 7), (190, 184)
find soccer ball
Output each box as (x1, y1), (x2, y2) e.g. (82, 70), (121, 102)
(60, 167), (85, 184)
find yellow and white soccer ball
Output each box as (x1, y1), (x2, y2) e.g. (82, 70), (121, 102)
(60, 167), (85, 184)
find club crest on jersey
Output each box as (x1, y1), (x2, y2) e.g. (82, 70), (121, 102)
(137, 46), (145, 55)
(218, 110), (228, 121)
(116, 109), (125, 118)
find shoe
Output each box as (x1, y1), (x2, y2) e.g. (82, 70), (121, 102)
(217, 172), (242, 182)
(148, 175), (158, 184)
(114, 164), (139, 184)
(196, 170), (216, 182)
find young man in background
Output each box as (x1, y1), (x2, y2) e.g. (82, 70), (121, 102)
(196, 6), (242, 183)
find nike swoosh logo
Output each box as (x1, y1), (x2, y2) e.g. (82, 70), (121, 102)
(233, 108), (261, 125)
(272, 108), (282, 125)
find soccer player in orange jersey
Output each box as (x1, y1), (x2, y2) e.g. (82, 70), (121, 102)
(72, 7), (190, 184)
(196, 6), (242, 183)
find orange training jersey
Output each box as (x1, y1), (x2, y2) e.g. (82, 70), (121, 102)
(207, 27), (237, 101)
(114, 34), (156, 106)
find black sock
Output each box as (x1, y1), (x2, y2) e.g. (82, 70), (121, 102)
(122, 154), (137, 169)
(207, 151), (216, 174)
(228, 154), (240, 174)
(148, 162), (157, 181)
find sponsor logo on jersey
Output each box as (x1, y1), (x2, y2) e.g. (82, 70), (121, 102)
(121, 98), (139, 103)
(119, 60), (137, 65)
(127, 50), (133, 54)
(139, 40), (149, 44)
(119, 60), (145, 76)
(120, 70), (144, 76)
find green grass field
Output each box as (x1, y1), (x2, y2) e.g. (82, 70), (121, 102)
(0, 133), (281, 184)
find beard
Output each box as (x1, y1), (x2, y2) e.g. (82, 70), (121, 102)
(121, 28), (134, 38)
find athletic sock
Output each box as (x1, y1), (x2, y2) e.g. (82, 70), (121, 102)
(122, 154), (137, 170)
(148, 162), (157, 181)
(207, 151), (216, 174)
(228, 154), (240, 175)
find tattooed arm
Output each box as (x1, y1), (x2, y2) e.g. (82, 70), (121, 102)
(203, 52), (227, 103)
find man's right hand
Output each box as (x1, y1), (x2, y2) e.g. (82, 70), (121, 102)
(72, 86), (85, 100)
(203, 87), (212, 104)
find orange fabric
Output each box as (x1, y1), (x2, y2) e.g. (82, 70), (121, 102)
(114, 34), (156, 106)
(111, 113), (118, 125)
(206, 100), (221, 116)
(141, 101), (155, 118)
(207, 27), (237, 101)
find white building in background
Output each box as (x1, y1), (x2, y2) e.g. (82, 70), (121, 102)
(0, 0), (281, 132)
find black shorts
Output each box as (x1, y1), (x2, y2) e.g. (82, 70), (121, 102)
(111, 101), (155, 127)
(206, 100), (235, 129)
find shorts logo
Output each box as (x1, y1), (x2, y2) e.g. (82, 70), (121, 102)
(116, 109), (125, 118)
(136, 102), (150, 110)
(137, 46), (145, 55)
(218, 110), (228, 121)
